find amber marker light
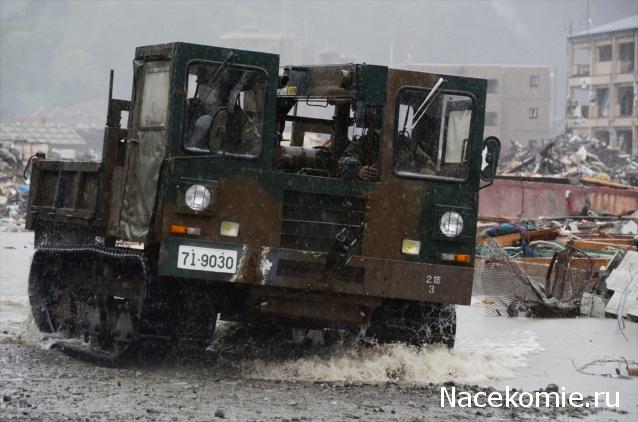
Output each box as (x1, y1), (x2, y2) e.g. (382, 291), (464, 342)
(170, 225), (187, 235)
(169, 225), (202, 235)
(455, 254), (471, 264)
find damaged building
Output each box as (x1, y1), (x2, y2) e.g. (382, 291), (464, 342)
(566, 15), (638, 156)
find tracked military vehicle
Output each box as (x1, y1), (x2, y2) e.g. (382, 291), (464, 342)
(26, 42), (500, 361)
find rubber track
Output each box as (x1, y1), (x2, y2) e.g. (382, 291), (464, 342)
(31, 243), (152, 364)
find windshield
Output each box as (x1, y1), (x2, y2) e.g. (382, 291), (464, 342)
(183, 61), (267, 157)
(395, 88), (474, 181)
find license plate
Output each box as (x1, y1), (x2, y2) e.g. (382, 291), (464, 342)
(177, 245), (238, 274)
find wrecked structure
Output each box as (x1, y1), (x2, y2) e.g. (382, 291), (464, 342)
(478, 123), (637, 319)
(477, 213), (637, 320)
(0, 144), (29, 230)
(24, 42), (502, 361)
(498, 133), (638, 187)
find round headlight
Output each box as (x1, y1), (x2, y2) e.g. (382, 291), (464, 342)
(184, 184), (211, 211)
(440, 211), (464, 237)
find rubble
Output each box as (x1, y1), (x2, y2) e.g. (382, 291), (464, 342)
(0, 145), (28, 231)
(604, 251), (638, 320)
(478, 216), (638, 320)
(499, 134), (638, 186)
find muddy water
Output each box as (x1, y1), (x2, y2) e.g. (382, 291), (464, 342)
(0, 231), (33, 335)
(1, 230), (637, 421)
(0, 231), (542, 385)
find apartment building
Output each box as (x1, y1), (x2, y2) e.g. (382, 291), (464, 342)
(566, 15), (637, 156)
(405, 64), (552, 150)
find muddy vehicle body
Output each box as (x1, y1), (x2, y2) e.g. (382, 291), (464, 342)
(26, 42), (500, 360)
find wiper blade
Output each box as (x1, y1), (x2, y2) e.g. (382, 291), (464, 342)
(199, 51), (236, 104)
(410, 77), (445, 131)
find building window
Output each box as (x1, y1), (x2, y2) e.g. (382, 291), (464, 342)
(616, 129), (632, 154)
(487, 79), (499, 94)
(596, 88), (609, 118)
(573, 47), (591, 76)
(618, 86), (634, 117)
(485, 112), (498, 126)
(597, 45), (612, 62)
(529, 74), (539, 87)
(619, 42), (635, 72)
(569, 87), (590, 119)
(528, 107), (538, 119)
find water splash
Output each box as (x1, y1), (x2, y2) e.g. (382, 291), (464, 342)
(234, 334), (542, 384)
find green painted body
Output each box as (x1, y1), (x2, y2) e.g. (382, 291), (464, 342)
(27, 42), (498, 313)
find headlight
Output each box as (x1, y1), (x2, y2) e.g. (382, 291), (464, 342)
(440, 211), (464, 237)
(184, 184), (211, 211)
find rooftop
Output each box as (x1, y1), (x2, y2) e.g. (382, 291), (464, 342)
(569, 15), (638, 38)
(0, 123), (86, 145)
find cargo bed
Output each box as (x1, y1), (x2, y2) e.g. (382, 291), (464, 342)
(26, 160), (102, 230)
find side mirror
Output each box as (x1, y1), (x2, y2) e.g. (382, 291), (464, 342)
(479, 136), (500, 187)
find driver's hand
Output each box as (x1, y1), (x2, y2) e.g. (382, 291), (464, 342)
(358, 165), (379, 181)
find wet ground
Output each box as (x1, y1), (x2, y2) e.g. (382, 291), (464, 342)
(1, 231), (637, 421)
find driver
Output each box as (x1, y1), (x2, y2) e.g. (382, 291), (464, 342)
(396, 132), (436, 175)
(187, 68), (260, 155)
(209, 72), (260, 155)
(339, 107), (381, 181)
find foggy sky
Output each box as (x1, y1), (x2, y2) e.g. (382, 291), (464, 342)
(1, 0), (636, 128)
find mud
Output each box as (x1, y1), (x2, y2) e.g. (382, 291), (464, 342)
(0, 336), (618, 422)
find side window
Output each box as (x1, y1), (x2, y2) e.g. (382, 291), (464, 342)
(394, 88), (474, 180)
(139, 68), (170, 127)
(183, 61), (267, 157)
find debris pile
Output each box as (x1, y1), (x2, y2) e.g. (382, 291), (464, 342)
(499, 134), (638, 186)
(0, 145), (28, 231)
(478, 218), (638, 320)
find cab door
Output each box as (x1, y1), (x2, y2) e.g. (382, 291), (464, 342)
(157, 44), (280, 278)
(364, 68), (486, 263)
(118, 59), (172, 241)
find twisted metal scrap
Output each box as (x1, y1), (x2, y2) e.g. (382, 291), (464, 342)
(479, 238), (594, 318)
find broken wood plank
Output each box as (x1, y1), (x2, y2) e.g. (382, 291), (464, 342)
(478, 228), (560, 247)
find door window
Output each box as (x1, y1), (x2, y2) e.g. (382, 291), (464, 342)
(183, 61), (267, 158)
(394, 88), (474, 181)
(139, 70), (170, 127)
